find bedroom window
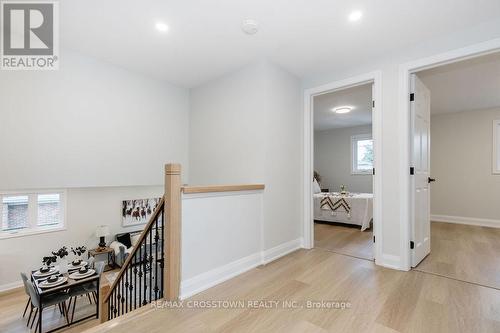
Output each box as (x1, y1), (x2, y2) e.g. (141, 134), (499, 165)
(0, 190), (66, 239)
(494, 120), (500, 174)
(351, 134), (374, 174)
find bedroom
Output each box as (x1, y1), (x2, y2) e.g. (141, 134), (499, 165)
(312, 83), (375, 260)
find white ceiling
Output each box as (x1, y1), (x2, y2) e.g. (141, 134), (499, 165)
(418, 52), (500, 114)
(60, 0), (500, 88)
(314, 83), (372, 131)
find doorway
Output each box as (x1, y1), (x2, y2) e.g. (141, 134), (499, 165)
(303, 71), (382, 264)
(406, 49), (500, 288)
(313, 83), (375, 260)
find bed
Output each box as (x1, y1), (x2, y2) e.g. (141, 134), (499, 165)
(314, 192), (373, 231)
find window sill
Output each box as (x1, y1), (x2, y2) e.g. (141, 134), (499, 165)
(0, 226), (66, 240)
(351, 171), (372, 175)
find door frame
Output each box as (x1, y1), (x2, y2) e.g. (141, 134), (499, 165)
(303, 71), (383, 264)
(399, 38), (500, 271)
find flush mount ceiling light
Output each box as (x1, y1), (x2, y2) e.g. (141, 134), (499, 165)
(333, 106), (353, 114)
(155, 22), (169, 32)
(348, 10), (363, 22)
(241, 19), (259, 35)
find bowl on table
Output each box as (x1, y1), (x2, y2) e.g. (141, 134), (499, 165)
(47, 275), (59, 283)
(79, 266), (89, 274)
(40, 266), (50, 273)
(72, 259), (82, 266)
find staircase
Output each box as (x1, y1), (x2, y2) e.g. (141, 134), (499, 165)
(101, 164), (182, 322)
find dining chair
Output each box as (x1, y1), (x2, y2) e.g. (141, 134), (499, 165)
(25, 279), (70, 331)
(67, 261), (106, 322)
(20, 273), (31, 318)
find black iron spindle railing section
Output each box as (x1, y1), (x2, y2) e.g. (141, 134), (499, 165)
(105, 198), (165, 320)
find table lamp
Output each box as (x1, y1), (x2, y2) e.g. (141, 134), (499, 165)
(96, 225), (110, 250)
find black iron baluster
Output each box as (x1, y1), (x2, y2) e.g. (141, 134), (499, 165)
(138, 244), (142, 308)
(160, 209), (164, 298)
(154, 218), (159, 300)
(133, 252), (137, 310)
(149, 226), (153, 303)
(143, 236), (148, 306)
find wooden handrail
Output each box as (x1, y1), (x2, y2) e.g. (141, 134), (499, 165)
(182, 184), (265, 194)
(165, 163), (181, 300)
(103, 197), (165, 303)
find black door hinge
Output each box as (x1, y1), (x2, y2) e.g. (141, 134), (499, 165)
(410, 167), (415, 175)
(410, 241), (415, 249)
(372, 168), (375, 175)
(372, 100), (375, 108)
(410, 93), (415, 101)
(373, 235), (375, 243)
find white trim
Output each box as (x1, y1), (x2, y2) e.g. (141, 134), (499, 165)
(180, 238), (303, 300)
(399, 37), (500, 271)
(350, 133), (373, 175)
(182, 190), (264, 200)
(493, 119), (500, 174)
(0, 280), (23, 293)
(303, 71), (383, 267)
(261, 238), (303, 264)
(431, 215), (500, 228)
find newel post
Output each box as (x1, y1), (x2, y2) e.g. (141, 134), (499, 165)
(165, 163), (181, 300)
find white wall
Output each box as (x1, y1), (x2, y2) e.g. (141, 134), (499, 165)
(189, 60), (302, 250)
(0, 49), (190, 289)
(314, 125), (373, 193)
(0, 185), (163, 291)
(431, 108), (500, 222)
(0, 49), (190, 190)
(302, 21), (500, 270)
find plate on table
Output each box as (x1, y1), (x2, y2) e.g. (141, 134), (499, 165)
(33, 267), (58, 278)
(39, 276), (68, 289)
(69, 269), (96, 280)
(67, 261), (88, 270)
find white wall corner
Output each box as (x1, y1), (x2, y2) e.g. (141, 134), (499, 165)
(431, 215), (500, 228)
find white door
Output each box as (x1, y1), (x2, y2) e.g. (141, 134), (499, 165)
(410, 74), (432, 267)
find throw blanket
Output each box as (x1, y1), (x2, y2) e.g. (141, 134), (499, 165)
(314, 193), (373, 231)
(320, 197), (351, 216)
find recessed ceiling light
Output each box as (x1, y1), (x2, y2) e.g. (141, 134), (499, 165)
(241, 19), (259, 35)
(333, 106), (352, 114)
(155, 22), (169, 32)
(348, 11), (363, 22)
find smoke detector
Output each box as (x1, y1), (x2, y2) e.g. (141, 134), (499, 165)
(241, 19), (259, 35)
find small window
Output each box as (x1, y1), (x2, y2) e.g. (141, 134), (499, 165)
(351, 134), (374, 174)
(0, 191), (65, 238)
(494, 120), (500, 174)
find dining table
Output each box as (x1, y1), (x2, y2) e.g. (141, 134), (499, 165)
(31, 265), (100, 333)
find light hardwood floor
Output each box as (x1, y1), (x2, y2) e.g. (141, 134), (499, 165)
(86, 248), (500, 333)
(0, 270), (118, 333)
(314, 222), (374, 260)
(415, 221), (500, 289)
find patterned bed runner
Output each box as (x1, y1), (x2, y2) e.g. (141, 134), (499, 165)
(320, 196), (351, 214)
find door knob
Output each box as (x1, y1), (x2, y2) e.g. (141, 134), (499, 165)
(428, 177), (436, 183)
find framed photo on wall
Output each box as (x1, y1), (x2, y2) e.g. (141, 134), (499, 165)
(122, 198), (162, 227)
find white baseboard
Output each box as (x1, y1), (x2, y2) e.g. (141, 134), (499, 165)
(180, 238), (303, 300)
(261, 238), (303, 264)
(431, 214), (500, 228)
(377, 254), (405, 271)
(0, 281), (23, 293)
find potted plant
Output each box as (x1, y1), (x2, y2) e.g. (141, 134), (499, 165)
(52, 246), (69, 274)
(71, 246), (87, 266)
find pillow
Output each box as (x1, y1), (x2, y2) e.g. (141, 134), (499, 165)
(313, 179), (321, 194)
(131, 234), (141, 247)
(116, 233), (132, 249)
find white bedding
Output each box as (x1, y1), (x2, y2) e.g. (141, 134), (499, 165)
(314, 192), (373, 231)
